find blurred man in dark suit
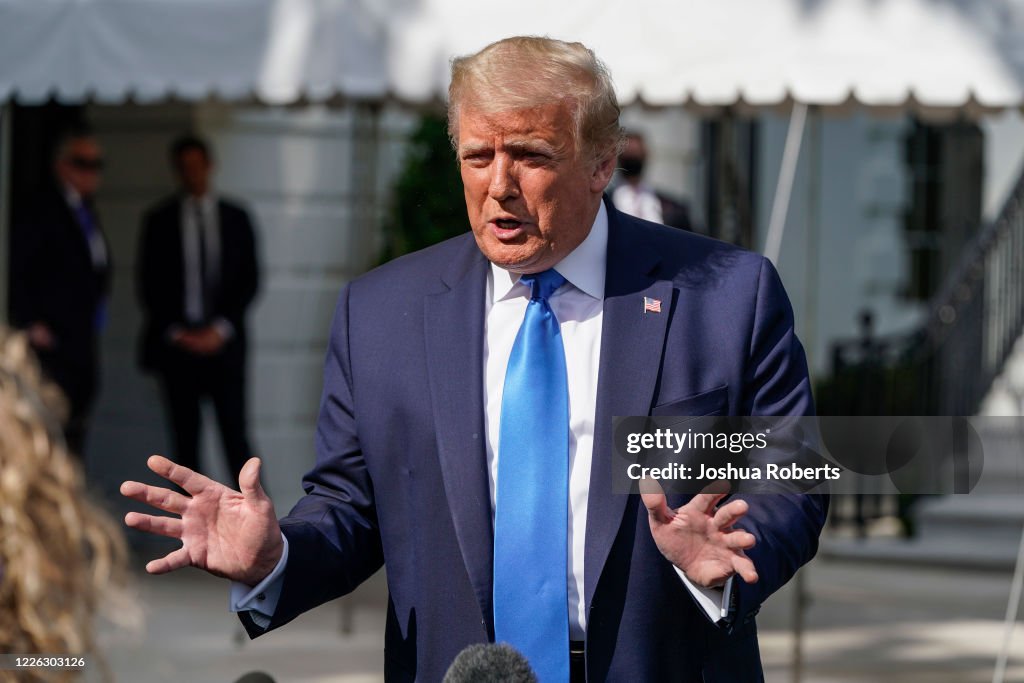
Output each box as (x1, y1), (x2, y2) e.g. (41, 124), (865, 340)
(9, 125), (111, 456)
(137, 135), (260, 482)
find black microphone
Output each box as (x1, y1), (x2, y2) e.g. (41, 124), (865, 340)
(443, 643), (538, 683)
(232, 673), (276, 683)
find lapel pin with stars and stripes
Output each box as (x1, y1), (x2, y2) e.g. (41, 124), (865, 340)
(643, 297), (662, 314)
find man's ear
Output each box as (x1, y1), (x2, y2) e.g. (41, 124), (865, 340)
(591, 152), (617, 194)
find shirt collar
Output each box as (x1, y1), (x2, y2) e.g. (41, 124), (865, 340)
(490, 200), (608, 303)
(182, 192), (215, 212)
(62, 183), (83, 209)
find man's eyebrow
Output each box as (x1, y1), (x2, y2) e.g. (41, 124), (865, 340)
(458, 141), (493, 156)
(505, 139), (559, 155)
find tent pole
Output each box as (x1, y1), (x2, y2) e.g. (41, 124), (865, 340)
(992, 474), (1024, 682)
(0, 100), (11, 323)
(764, 102), (807, 264)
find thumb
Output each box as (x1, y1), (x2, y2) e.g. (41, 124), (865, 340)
(238, 457), (266, 500)
(639, 477), (673, 524)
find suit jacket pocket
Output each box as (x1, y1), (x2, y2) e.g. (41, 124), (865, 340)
(651, 385), (728, 418)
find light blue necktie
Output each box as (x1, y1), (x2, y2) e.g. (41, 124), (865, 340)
(494, 268), (570, 682)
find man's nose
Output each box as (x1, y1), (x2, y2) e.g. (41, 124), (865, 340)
(488, 156), (519, 201)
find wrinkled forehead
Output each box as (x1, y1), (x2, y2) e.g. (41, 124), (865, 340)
(456, 99), (578, 147)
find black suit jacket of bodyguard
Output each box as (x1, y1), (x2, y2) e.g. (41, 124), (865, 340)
(136, 195), (259, 372)
(9, 184), (112, 412)
(241, 200), (827, 682)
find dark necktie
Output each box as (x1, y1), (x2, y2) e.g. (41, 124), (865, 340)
(74, 201), (107, 331)
(493, 268), (570, 682)
(193, 201), (210, 322)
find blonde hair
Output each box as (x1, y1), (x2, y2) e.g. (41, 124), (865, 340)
(448, 36), (624, 163)
(0, 330), (136, 682)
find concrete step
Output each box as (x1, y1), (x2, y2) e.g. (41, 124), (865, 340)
(820, 534), (1024, 571)
(823, 494), (1024, 570)
(915, 494), (1024, 544)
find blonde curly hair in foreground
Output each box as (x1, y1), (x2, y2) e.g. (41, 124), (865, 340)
(0, 329), (137, 682)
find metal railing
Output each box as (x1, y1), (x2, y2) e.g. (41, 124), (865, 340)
(823, 168), (1024, 418)
(925, 169), (1024, 416)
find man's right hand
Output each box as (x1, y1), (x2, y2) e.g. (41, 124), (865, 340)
(120, 455), (283, 586)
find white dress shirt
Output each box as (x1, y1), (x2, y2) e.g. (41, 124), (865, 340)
(166, 194), (233, 341)
(612, 182), (663, 224)
(63, 185), (108, 270)
(232, 201), (726, 632)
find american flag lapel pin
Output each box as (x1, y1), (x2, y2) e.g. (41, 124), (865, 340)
(643, 296), (662, 314)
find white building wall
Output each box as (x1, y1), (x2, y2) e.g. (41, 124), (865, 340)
(981, 110), (1024, 221)
(756, 111), (927, 378)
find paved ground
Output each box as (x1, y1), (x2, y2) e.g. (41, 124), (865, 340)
(86, 542), (1024, 683)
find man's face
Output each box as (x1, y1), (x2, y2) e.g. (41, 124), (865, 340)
(175, 148), (212, 197)
(457, 102), (614, 274)
(56, 137), (103, 199)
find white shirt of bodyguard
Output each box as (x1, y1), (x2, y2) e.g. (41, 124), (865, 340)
(231, 202), (728, 632)
(165, 193), (233, 342)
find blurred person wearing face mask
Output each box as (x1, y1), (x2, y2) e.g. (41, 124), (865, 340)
(8, 125), (112, 458)
(611, 132), (664, 223)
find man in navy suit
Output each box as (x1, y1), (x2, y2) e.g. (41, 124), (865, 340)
(122, 36), (826, 682)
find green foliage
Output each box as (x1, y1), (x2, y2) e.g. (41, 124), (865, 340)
(380, 114), (467, 263)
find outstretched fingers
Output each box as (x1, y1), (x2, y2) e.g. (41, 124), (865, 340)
(712, 498), (749, 530)
(639, 477), (674, 524)
(124, 511), (183, 539)
(120, 480), (189, 514)
(731, 552), (759, 584)
(690, 479), (731, 515)
(145, 547), (192, 575)
(238, 457), (265, 500)
(147, 454), (209, 496)
(722, 528), (756, 550)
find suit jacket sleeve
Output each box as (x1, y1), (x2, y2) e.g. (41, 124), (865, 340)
(241, 284), (384, 638)
(137, 210), (168, 333)
(727, 256), (828, 629)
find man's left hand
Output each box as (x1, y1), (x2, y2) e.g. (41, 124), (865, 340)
(640, 480), (758, 589)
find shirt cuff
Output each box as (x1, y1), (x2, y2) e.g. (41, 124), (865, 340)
(212, 317), (235, 341)
(229, 534), (288, 629)
(674, 565), (731, 623)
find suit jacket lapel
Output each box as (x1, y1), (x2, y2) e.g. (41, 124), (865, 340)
(585, 205), (673, 610)
(424, 237), (495, 636)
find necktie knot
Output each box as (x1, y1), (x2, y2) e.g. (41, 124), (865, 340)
(519, 269), (566, 302)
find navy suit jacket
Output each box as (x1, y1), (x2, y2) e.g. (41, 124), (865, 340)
(242, 201), (827, 682)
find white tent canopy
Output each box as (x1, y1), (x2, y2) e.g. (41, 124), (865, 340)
(1, 0), (1023, 113)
